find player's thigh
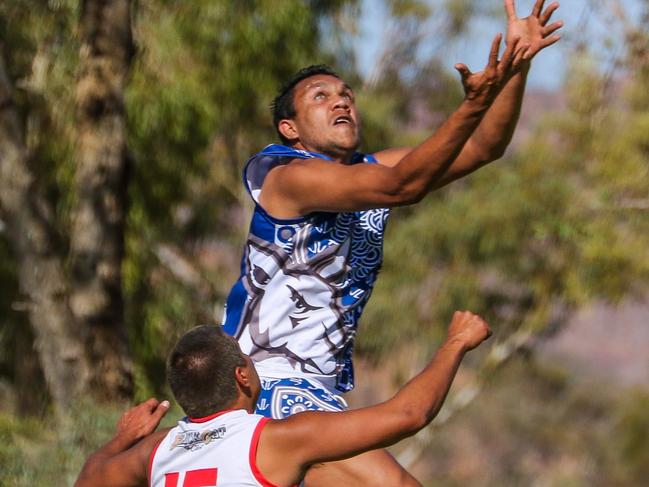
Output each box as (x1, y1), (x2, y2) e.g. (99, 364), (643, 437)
(304, 448), (421, 487)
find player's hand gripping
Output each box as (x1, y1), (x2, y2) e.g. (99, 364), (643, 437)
(455, 33), (528, 107)
(505, 0), (563, 61)
(447, 311), (492, 351)
(115, 398), (170, 445)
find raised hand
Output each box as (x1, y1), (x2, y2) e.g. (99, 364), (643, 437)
(505, 0), (563, 60)
(447, 311), (492, 351)
(115, 398), (170, 444)
(455, 33), (528, 106)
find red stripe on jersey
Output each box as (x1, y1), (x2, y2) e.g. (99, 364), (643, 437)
(187, 409), (237, 423)
(248, 418), (284, 487)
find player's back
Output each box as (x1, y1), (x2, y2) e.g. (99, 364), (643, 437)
(149, 409), (274, 487)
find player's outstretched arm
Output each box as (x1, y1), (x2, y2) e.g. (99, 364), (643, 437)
(75, 398), (170, 487)
(421, 0), (563, 187)
(260, 35), (525, 217)
(258, 311), (492, 486)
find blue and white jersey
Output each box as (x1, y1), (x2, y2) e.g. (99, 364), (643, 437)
(223, 144), (390, 393)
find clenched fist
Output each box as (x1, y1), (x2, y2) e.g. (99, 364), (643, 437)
(447, 311), (492, 351)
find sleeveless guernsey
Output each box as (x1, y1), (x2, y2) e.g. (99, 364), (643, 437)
(222, 144), (390, 392)
(149, 410), (276, 487)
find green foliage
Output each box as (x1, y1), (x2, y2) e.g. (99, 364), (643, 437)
(614, 390), (649, 481)
(358, 48), (649, 360)
(387, 356), (646, 486)
(1, 0), (648, 484)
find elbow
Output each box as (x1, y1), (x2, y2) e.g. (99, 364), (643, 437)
(483, 143), (508, 162)
(398, 406), (431, 435)
(488, 148), (506, 162)
(384, 178), (426, 206)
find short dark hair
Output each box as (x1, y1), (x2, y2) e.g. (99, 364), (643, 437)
(271, 64), (341, 145)
(167, 325), (246, 418)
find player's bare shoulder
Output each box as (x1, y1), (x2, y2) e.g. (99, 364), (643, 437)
(373, 147), (413, 167)
(258, 157), (318, 218)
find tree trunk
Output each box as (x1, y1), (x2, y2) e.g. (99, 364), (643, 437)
(70, 0), (135, 400)
(14, 320), (49, 416)
(0, 55), (90, 418)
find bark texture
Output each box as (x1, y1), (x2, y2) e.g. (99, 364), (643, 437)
(71, 0), (135, 400)
(0, 56), (90, 416)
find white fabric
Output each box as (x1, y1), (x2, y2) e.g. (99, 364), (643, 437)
(149, 410), (273, 487)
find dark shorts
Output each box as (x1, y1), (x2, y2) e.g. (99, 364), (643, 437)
(255, 377), (348, 419)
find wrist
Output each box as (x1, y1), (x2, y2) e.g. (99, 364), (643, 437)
(512, 62), (531, 80)
(106, 430), (140, 453)
(443, 336), (469, 355)
(458, 98), (490, 118)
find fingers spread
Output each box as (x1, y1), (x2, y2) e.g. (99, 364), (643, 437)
(488, 33), (503, 69)
(454, 63), (471, 81)
(540, 34), (561, 49)
(540, 1), (560, 26)
(498, 36), (519, 73)
(532, 0), (546, 18)
(504, 0), (517, 22)
(543, 20), (563, 37)
(516, 43), (531, 63)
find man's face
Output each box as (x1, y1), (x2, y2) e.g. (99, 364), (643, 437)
(286, 74), (361, 159)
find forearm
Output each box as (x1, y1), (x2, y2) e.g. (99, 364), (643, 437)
(469, 64), (529, 159)
(389, 338), (467, 432)
(392, 99), (488, 202)
(75, 436), (134, 486)
(276, 340), (467, 468)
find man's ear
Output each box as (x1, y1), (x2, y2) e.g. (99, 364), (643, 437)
(278, 119), (299, 143)
(235, 364), (256, 400)
(234, 365), (251, 388)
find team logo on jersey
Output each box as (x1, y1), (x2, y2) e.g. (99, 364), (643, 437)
(238, 230), (352, 375)
(171, 426), (227, 451)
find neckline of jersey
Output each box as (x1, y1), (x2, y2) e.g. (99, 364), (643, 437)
(187, 408), (246, 423)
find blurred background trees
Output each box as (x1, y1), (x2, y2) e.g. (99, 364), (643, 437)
(0, 0), (647, 485)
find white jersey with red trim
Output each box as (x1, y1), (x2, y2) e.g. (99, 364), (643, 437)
(149, 409), (276, 487)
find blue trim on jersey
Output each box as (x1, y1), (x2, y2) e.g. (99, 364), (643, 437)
(249, 210), (278, 242)
(222, 280), (247, 336)
(258, 144), (334, 160)
(253, 203), (306, 226)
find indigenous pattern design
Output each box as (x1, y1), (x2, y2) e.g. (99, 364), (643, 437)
(223, 145), (390, 392)
(255, 377), (348, 419)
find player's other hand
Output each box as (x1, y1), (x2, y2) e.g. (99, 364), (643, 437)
(447, 311), (492, 351)
(505, 0), (563, 61)
(455, 33), (528, 107)
(116, 397), (170, 444)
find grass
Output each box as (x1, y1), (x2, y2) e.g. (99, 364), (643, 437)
(0, 400), (182, 486)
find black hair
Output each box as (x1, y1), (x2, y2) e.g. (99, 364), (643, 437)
(271, 64), (341, 145)
(167, 325), (246, 418)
